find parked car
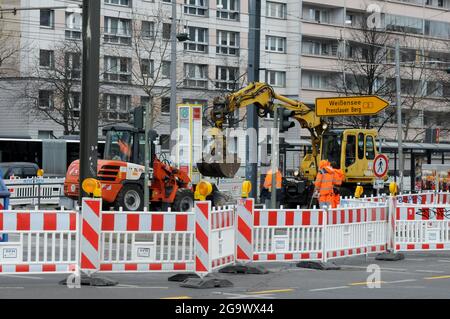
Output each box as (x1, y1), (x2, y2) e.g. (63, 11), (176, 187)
(0, 162), (40, 179)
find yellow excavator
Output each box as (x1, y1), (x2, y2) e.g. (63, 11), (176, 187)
(197, 82), (385, 206)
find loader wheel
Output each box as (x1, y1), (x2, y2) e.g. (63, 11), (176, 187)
(116, 184), (144, 211)
(172, 189), (194, 212)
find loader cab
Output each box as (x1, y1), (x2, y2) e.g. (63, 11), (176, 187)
(321, 128), (379, 183)
(103, 124), (158, 166)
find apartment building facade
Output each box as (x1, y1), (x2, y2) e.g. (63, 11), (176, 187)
(0, 0), (449, 169)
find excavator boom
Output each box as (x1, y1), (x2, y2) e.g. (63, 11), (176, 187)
(198, 82), (328, 178)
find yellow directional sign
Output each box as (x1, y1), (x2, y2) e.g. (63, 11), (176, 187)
(315, 96), (389, 117)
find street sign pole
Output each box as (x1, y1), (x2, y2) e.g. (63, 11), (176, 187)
(270, 106), (279, 209)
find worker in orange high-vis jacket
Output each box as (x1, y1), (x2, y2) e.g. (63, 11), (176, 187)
(314, 160), (335, 209)
(262, 167), (283, 207)
(331, 167), (345, 208)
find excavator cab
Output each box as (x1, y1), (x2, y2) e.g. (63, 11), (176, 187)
(320, 128), (380, 184)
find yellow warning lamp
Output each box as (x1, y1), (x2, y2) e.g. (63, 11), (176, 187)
(354, 185), (364, 199)
(389, 182), (398, 196)
(82, 178), (102, 198)
(194, 180), (213, 201)
(37, 169), (44, 177)
(241, 180), (252, 198)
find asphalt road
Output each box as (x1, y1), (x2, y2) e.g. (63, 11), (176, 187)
(1, 252), (450, 299)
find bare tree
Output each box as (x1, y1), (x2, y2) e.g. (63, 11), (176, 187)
(130, 6), (179, 129)
(332, 15), (396, 129)
(23, 41), (83, 135)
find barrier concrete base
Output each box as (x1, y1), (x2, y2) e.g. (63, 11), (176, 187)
(218, 263), (269, 275)
(375, 251), (405, 261)
(167, 273), (200, 282)
(59, 272), (118, 287)
(296, 261), (340, 270)
(180, 276), (233, 289)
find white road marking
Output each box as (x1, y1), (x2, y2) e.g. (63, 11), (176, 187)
(438, 260), (450, 263)
(0, 287), (25, 289)
(405, 258), (425, 261)
(416, 270), (445, 274)
(96, 285), (169, 289)
(0, 274), (44, 280)
(341, 265), (408, 272)
(212, 292), (275, 299)
(309, 286), (349, 292)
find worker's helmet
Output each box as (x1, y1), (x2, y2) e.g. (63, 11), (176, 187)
(319, 160), (330, 169)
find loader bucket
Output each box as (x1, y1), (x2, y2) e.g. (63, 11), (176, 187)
(197, 153), (241, 178)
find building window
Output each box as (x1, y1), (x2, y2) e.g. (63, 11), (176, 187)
(163, 23), (171, 40)
(184, 63), (208, 88)
(301, 71), (334, 90)
(384, 14), (424, 35)
(40, 10), (54, 28)
(104, 17), (132, 45)
(161, 97), (170, 113)
(70, 92), (81, 118)
(38, 130), (54, 139)
(184, 27), (208, 53)
(161, 61), (171, 78)
(302, 39), (338, 56)
(217, 0), (239, 20)
(65, 12), (82, 40)
(38, 90), (53, 109)
(184, 0), (208, 16)
(39, 50), (54, 69)
(141, 21), (155, 38)
(65, 52), (81, 79)
(215, 66), (238, 90)
(103, 94), (131, 121)
(266, 2), (286, 19)
(105, 0), (131, 6)
(216, 30), (239, 55)
(266, 70), (286, 87)
(104, 56), (132, 82)
(140, 59), (154, 78)
(306, 8), (330, 23)
(265, 36), (286, 53)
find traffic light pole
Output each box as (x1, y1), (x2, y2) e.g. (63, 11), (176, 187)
(271, 106), (279, 209)
(246, 0), (261, 199)
(144, 101), (151, 209)
(79, 0), (100, 200)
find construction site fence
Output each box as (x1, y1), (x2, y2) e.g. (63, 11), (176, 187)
(0, 191), (449, 278)
(4, 177), (65, 208)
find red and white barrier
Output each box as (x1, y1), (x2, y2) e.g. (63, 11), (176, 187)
(99, 207), (195, 273)
(393, 204), (450, 252)
(237, 200), (326, 262)
(324, 205), (388, 261)
(0, 208), (78, 274)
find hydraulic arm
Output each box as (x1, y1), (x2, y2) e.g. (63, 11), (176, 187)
(198, 82), (329, 178)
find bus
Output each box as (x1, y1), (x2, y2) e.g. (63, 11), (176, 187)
(0, 137), (105, 177)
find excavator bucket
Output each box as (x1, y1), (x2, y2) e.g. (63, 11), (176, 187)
(197, 153), (241, 178)
(197, 126), (241, 178)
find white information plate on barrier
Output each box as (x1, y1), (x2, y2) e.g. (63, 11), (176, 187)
(132, 242), (156, 261)
(273, 232), (289, 252)
(426, 223), (441, 243)
(0, 243), (22, 263)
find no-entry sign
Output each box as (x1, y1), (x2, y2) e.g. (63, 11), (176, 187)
(373, 154), (389, 178)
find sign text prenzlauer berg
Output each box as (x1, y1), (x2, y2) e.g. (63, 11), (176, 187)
(315, 96), (389, 117)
